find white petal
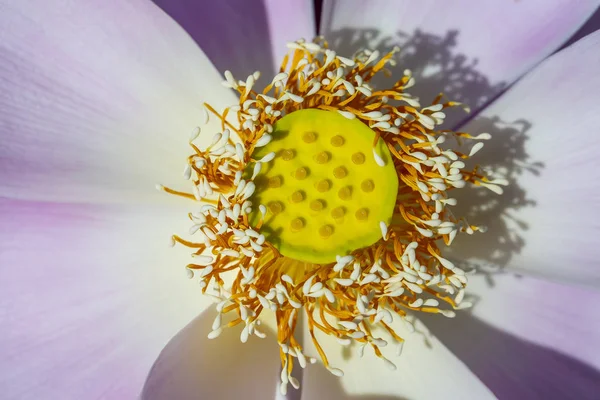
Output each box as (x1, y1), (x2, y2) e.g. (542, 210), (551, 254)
(423, 274), (600, 398)
(320, 0), (598, 127)
(452, 30), (600, 286)
(0, 199), (213, 398)
(142, 310), (281, 400)
(300, 316), (495, 399)
(0, 1), (236, 204)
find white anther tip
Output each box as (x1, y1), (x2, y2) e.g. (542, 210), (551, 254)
(193, 255), (214, 266)
(189, 127), (201, 141)
(469, 142), (484, 157)
(260, 152), (276, 163)
(183, 164), (192, 180)
(396, 341), (404, 356)
(379, 221), (388, 240)
(372, 148), (386, 166)
(384, 359), (397, 371)
(338, 110), (356, 119)
(255, 134), (272, 147)
(328, 367), (344, 377)
(207, 328), (223, 339)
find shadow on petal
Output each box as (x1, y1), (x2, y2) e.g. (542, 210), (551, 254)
(421, 312), (600, 399)
(283, 315), (409, 400)
(300, 361), (410, 400)
(445, 115), (541, 284)
(325, 27), (543, 285)
(324, 27), (507, 129)
(558, 6), (600, 51)
(153, 0), (275, 81)
(142, 309), (280, 400)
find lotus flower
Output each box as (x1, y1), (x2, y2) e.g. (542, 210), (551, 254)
(1, 1), (600, 399)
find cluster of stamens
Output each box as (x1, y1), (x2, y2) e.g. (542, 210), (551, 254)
(159, 37), (505, 395)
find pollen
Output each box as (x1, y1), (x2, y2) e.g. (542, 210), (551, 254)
(316, 179), (331, 192)
(295, 167), (309, 180)
(338, 185), (352, 200)
(319, 224), (334, 237)
(268, 176), (283, 188)
(310, 199), (325, 211)
(161, 37), (505, 396)
(331, 206), (345, 219)
(315, 151), (331, 164)
(290, 190), (305, 203)
(269, 201), (284, 214)
(291, 218), (305, 231)
(331, 135), (345, 147)
(352, 152), (366, 165)
(333, 165), (348, 179)
(355, 207), (369, 220)
(281, 149), (295, 161)
(361, 179), (375, 192)
(302, 131), (317, 143)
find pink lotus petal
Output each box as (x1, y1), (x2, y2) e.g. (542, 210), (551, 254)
(265, 0), (316, 69)
(454, 30), (600, 286)
(0, 0), (236, 204)
(424, 274), (600, 399)
(320, 0), (599, 127)
(0, 199), (213, 398)
(154, 0), (316, 82)
(142, 310), (281, 400)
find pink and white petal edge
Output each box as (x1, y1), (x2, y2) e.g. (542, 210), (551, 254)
(320, 0), (599, 127)
(0, 199), (213, 399)
(142, 307), (283, 400)
(475, 274), (600, 378)
(433, 274), (600, 398)
(0, 0), (236, 204)
(265, 0), (317, 68)
(153, 0), (316, 81)
(457, 30), (600, 286)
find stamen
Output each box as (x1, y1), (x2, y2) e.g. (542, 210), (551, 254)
(160, 37), (504, 393)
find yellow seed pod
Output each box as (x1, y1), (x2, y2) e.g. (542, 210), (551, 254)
(247, 109), (397, 264)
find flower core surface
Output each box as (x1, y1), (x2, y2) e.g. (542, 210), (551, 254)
(249, 109), (397, 264)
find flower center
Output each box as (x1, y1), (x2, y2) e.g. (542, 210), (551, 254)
(248, 109), (398, 264)
(160, 37), (506, 396)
